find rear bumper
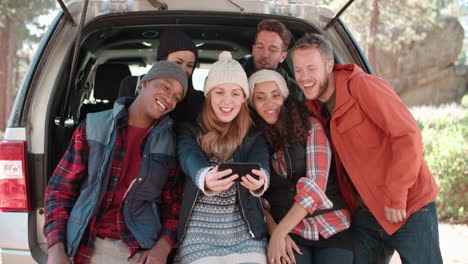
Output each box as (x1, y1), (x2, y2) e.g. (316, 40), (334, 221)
(0, 211), (47, 263)
(0, 212), (30, 249)
(1, 248), (36, 264)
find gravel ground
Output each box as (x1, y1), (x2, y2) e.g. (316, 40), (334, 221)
(390, 223), (468, 264)
(1, 223), (466, 264)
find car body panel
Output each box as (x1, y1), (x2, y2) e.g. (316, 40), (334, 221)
(0, 212), (36, 263)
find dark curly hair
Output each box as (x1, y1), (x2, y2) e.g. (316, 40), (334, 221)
(252, 97), (311, 152)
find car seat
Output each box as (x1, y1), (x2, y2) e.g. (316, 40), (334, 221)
(118, 75), (142, 98)
(79, 63), (131, 121)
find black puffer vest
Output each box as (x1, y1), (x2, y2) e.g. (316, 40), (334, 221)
(263, 142), (345, 223)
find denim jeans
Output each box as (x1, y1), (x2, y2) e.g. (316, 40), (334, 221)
(294, 245), (353, 264)
(352, 202), (442, 264)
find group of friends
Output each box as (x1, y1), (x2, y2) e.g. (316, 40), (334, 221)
(43, 19), (442, 264)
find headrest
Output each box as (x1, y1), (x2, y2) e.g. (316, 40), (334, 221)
(118, 76), (140, 98)
(94, 63), (131, 101)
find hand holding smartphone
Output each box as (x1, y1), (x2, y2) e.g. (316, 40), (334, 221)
(218, 162), (261, 181)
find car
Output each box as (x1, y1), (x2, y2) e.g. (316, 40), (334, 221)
(0, 0), (371, 262)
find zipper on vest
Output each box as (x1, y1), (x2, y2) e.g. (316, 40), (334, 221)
(179, 189), (200, 242)
(237, 183), (255, 238)
(71, 123), (118, 255)
(121, 123), (170, 245)
(128, 120), (171, 200)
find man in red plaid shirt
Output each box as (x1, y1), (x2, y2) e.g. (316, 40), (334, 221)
(44, 61), (188, 264)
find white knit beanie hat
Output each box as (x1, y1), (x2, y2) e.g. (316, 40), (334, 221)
(204, 51), (249, 98)
(248, 69), (289, 105)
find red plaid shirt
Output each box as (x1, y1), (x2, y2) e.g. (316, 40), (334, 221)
(264, 117), (351, 240)
(44, 120), (182, 264)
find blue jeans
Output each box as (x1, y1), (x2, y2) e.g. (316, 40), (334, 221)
(352, 202), (442, 264)
(294, 245), (353, 264)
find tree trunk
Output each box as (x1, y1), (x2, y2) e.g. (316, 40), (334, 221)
(368, 0), (379, 71)
(6, 19), (16, 126)
(0, 16), (11, 131)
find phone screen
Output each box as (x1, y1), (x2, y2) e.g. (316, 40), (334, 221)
(218, 162), (260, 181)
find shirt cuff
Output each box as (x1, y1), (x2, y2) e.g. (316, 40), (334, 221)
(249, 168), (269, 197)
(295, 189), (319, 214)
(158, 234), (175, 248)
(46, 229), (66, 249)
(383, 185), (408, 210)
(196, 166), (219, 196)
(294, 177), (333, 214)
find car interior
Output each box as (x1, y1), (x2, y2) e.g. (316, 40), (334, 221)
(39, 11), (324, 210)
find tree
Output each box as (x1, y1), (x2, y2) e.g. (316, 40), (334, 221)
(368, 0), (379, 72)
(318, 0), (456, 70)
(0, 0), (56, 131)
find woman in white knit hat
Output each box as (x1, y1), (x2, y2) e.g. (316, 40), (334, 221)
(175, 51), (270, 264)
(248, 69), (353, 264)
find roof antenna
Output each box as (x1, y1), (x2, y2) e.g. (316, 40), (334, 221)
(324, 0), (354, 31)
(227, 0), (245, 12)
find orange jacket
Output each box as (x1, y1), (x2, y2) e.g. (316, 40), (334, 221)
(306, 64), (439, 235)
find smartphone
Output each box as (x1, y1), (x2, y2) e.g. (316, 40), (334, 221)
(218, 162), (261, 181)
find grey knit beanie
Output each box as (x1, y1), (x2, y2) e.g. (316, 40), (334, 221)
(248, 69), (289, 105)
(204, 51), (249, 98)
(140, 61), (188, 96)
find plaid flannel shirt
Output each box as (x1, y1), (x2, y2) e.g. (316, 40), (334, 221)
(265, 117), (351, 240)
(44, 121), (182, 264)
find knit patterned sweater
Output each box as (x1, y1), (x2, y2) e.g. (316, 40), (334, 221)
(175, 185), (267, 264)
(175, 158), (267, 264)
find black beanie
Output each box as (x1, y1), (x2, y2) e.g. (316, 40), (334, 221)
(156, 29), (198, 61)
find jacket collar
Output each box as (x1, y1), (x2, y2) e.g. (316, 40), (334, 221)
(330, 64), (365, 118)
(112, 96), (172, 130)
(112, 97), (134, 123)
(244, 56), (288, 78)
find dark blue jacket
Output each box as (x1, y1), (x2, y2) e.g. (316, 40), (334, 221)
(176, 121), (270, 242)
(66, 98), (177, 257)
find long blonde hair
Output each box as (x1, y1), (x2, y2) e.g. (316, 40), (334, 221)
(198, 93), (252, 161)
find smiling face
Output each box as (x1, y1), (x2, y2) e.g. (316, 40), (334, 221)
(292, 48), (334, 102)
(252, 31), (287, 71)
(252, 81), (284, 125)
(208, 83), (246, 123)
(166, 50), (196, 77)
(138, 77), (184, 121)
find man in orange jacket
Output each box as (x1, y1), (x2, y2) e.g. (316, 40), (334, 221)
(291, 33), (442, 263)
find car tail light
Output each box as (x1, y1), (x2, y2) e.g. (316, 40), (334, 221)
(0, 141), (30, 212)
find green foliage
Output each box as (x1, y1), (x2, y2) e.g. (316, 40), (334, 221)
(411, 104), (468, 223)
(0, 1), (56, 37)
(0, 0), (57, 101)
(462, 94), (468, 108)
(0, 130), (3, 141)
